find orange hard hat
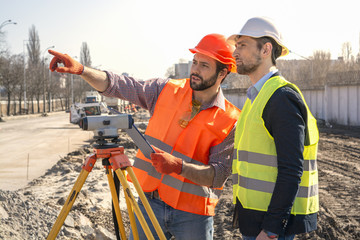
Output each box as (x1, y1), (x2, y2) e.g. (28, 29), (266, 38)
(189, 33), (236, 73)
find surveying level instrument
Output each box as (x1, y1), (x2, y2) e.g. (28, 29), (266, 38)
(47, 114), (165, 240)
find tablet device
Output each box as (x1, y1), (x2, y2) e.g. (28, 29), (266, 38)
(125, 124), (155, 159)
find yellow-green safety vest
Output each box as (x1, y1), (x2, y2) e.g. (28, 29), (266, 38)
(232, 76), (319, 215)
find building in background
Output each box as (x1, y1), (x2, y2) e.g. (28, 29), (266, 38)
(174, 61), (192, 79)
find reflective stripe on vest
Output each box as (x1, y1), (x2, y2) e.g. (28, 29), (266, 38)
(231, 174), (318, 197)
(232, 76), (319, 215)
(234, 150), (317, 171)
(132, 78), (240, 216)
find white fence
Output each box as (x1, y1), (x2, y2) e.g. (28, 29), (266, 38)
(224, 84), (360, 127)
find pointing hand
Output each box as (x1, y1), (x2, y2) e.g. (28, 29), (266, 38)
(48, 49), (84, 75)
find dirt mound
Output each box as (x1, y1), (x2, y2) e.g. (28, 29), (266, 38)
(0, 134), (136, 240)
(1, 125), (359, 239)
(213, 125), (360, 240)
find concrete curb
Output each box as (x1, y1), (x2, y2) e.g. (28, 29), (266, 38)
(0, 111), (66, 122)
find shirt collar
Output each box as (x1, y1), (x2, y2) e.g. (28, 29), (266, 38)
(193, 87), (226, 111)
(247, 69), (278, 102)
(210, 87), (226, 111)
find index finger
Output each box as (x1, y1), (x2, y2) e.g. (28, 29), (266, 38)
(151, 146), (164, 153)
(48, 49), (66, 59)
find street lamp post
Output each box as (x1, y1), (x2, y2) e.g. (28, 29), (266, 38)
(71, 56), (77, 105)
(71, 74), (74, 104)
(42, 46), (55, 113)
(48, 65), (52, 112)
(23, 40), (28, 114)
(0, 19), (17, 31)
(0, 19), (16, 117)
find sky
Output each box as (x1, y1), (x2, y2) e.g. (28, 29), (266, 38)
(1, 0), (359, 80)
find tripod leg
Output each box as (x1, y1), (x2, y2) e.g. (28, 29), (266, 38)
(122, 170), (139, 240)
(113, 168), (155, 240)
(47, 168), (90, 240)
(127, 167), (166, 240)
(47, 153), (97, 240)
(106, 168), (127, 240)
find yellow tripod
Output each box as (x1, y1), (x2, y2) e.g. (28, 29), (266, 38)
(47, 144), (166, 240)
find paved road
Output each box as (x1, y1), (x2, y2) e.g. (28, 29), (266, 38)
(0, 112), (93, 191)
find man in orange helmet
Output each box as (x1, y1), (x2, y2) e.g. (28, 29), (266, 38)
(48, 33), (240, 239)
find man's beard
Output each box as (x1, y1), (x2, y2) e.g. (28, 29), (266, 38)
(236, 54), (262, 75)
(190, 72), (218, 91)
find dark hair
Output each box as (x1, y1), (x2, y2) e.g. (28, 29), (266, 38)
(215, 61), (230, 83)
(255, 37), (282, 65)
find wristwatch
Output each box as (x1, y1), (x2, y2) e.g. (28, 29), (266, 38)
(264, 230), (278, 239)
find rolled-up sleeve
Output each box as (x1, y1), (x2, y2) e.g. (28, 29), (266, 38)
(101, 71), (168, 115)
(209, 125), (236, 188)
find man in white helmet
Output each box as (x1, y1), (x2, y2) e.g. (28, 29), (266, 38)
(228, 17), (319, 240)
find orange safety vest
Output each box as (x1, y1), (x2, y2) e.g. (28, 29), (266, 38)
(132, 78), (240, 216)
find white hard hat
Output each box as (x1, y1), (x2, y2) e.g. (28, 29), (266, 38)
(227, 17), (289, 57)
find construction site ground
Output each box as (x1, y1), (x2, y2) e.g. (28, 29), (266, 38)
(0, 111), (359, 239)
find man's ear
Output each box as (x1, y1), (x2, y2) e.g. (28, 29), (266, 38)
(263, 42), (273, 56)
(218, 68), (228, 83)
(219, 68), (227, 77)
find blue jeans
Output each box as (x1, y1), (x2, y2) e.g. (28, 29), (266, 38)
(242, 235), (295, 240)
(129, 194), (213, 240)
